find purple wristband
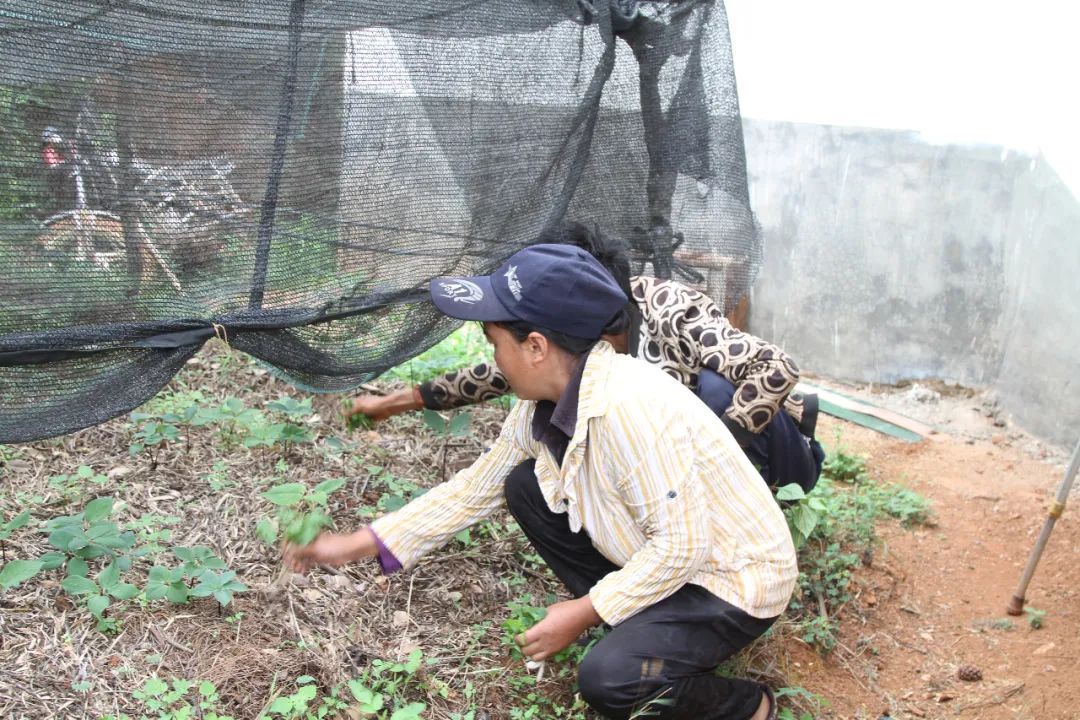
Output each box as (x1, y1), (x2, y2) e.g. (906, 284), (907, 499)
(371, 530), (403, 574)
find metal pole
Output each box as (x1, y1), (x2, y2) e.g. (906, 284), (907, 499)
(1006, 437), (1080, 615)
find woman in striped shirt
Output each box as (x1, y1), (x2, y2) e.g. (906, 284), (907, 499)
(286, 244), (796, 720)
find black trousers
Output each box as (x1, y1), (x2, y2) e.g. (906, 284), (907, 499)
(696, 369), (824, 494)
(504, 461), (775, 720)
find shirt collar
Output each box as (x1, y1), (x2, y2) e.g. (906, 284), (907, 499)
(531, 353), (588, 452)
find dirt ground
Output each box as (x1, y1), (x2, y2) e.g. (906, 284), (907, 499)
(793, 382), (1079, 720)
(2, 353), (1077, 719)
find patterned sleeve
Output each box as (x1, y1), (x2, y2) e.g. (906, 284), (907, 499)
(418, 362), (512, 410)
(633, 277), (800, 440)
(692, 311), (800, 440)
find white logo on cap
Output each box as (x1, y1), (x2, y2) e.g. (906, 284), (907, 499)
(504, 265), (523, 301)
(439, 279), (484, 305)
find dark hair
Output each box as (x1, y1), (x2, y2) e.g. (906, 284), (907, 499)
(535, 220), (640, 327)
(536, 221), (633, 302)
(493, 306), (632, 357)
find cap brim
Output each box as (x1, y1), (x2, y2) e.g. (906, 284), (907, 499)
(429, 275), (517, 322)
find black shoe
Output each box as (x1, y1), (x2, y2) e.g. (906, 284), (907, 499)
(798, 392), (819, 440)
(761, 685), (777, 720)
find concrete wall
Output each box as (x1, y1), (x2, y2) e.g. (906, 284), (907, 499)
(745, 119), (1080, 446)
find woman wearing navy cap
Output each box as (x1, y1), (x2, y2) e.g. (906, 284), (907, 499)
(286, 244), (795, 720)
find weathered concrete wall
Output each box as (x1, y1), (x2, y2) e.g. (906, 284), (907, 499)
(745, 120), (1080, 446)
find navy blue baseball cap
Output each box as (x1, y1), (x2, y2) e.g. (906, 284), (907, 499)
(430, 244), (627, 339)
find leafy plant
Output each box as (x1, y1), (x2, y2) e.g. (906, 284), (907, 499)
(776, 484), (827, 548)
(48, 465), (108, 500)
(0, 558), (43, 590)
(821, 438), (869, 484)
(258, 478), (345, 547)
(129, 419), (181, 466)
(421, 409), (472, 438)
(191, 569), (248, 612)
(1024, 606), (1047, 629)
(102, 677), (235, 720)
(0, 509), (32, 562)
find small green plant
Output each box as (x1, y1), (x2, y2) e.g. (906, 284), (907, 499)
(342, 649), (429, 719)
(262, 676), (319, 719)
(205, 460), (234, 492)
(821, 436), (869, 484)
(502, 595), (591, 666)
(129, 419), (181, 467)
(1024, 606), (1047, 629)
(127, 514), (180, 555)
(421, 409), (472, 438)
(775, 685), (829, 720)
(776, 484), (827, 548)
(797, 614), (839, 655)
(48, 465), (108, 500)
(0, 509), (32, 562)
(361, 466), (419, 515)
(102, 677), (235, 720)
(191, 569), (248, 613)
(0, 557), (42, 590)
(258, 478), (345, 547)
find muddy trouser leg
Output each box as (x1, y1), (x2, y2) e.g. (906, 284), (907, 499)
(696, 368), (823, 492)
(504, 461), (774, 720)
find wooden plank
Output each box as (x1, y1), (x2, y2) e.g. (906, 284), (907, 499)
(798, 381), (939, 439)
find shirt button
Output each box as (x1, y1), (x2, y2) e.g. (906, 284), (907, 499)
(667, 490), (677, 499)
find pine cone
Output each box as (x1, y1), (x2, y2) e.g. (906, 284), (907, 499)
(957, 665), (983, 682)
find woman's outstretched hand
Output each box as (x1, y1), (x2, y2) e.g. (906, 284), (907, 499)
(345, 387), (424, 424)
(282, 527), (378, 573)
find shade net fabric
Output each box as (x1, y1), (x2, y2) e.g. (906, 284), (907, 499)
(0, 0), (761, 443)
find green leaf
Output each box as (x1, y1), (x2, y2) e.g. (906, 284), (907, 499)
(448, 413), (471, 437)
(109, 583), (140, 601)
(421, 409), (448, 434)
(61, 575), (99, 596)
(389, 702), (427, 720)
(268, 697), (294, 714)
(404, 647), (423, 673)
(775, 483), (806, 502)
(261, 483), (307, 507)
(295, 685), (317, 702)
(87, 594), (110, 618)
(49, 527), (89, 552)
(39, 552), (65, 570)
(213, 589), (233, 607)
(295, 675), (316, 685)
(97, 561), (120, 589)
(255, 517), (278, 545)
(0, 559), (43, 589)
(312, 478), (345, 497)
(68, 557), (90, 577)
(3, 510), (32, 532)
(347, 681), (384, 713)
(83, 497), (115, 523)
(172, 546), (195, 562)
(142, 677), (168, 697)
(793, 506), (819, 540)
(165, 581), (190, 604)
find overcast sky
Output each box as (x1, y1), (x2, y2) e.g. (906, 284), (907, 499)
(726, 0), (1080, 193)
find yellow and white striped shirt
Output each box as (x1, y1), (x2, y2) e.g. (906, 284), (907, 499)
(371, 342), (798, 625)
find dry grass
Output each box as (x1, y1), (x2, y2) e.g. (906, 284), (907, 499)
(0, 345), (810, 720)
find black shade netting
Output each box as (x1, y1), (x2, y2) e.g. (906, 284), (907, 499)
(0, 0), (761, 443)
